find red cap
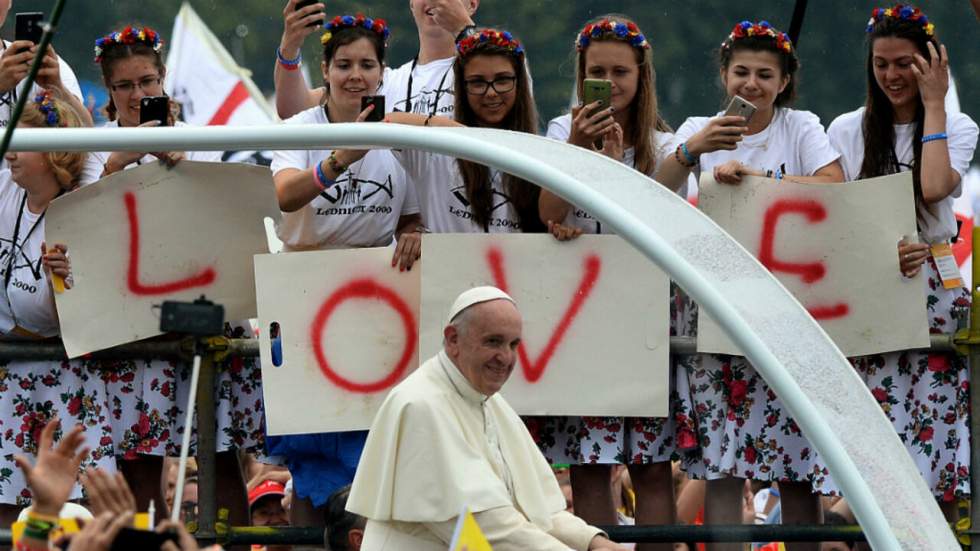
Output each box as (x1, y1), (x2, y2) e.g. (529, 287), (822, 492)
(248, 480), (286, 507)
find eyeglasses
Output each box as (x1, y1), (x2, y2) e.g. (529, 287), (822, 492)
(463, 75), (517, 96)
(110, 76), (162, 94)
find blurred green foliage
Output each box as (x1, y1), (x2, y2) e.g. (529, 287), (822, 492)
(7, 0), (978, 129)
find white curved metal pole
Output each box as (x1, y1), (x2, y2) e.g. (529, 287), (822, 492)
(12, 124), (958, 549)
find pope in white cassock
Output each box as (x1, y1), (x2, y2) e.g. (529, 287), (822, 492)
(347, 286), (629, 550)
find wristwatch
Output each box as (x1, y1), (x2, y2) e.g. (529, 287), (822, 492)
(455, 24), (478, 44)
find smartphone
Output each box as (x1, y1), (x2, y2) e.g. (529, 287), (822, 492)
(108, 527), (178, 551)
(294, 0), (323, 28)
(582, 79), (612, 148)
(361, 95), (385, 122)
(139, 96), (170, 127)
(15, 12), (44, 45)
(724, 95), (757, 123)
(582, 79), (612, 118)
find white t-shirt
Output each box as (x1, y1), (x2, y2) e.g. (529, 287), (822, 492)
(546, 114), (680, 234)
(0, 171), (58, 339)
(673, 108), (840, 185)
(270, 106), (418, 250)
(828, 107), (979, 243)
(381, 57), (455, 117)
(0, 40), (83, 131)
(81, 120), (223, 186)
(394, 148), (523, 233)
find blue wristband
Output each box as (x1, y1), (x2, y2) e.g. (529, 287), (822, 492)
(276, 47), (302, 67)
(680, 142), (698, 166)
(313, 161), (334, 190)
(922, 132), (948, 144)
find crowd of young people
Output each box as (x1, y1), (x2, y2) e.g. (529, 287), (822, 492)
(0, 1), (977, 550)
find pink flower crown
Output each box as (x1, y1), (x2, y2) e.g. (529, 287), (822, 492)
(867, 5), (934, 36)
(33, 90), (63, 127)
(94, 26), (163, 63)
(724, 20), (793, 54)
(321, 14), (390, 46)
(457, 29), (524, 58)
(576, 19), (650, 51)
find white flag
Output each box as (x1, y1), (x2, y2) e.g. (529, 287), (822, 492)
(165, 2), (276, 158)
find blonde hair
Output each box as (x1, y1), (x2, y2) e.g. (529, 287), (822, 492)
(20, 97), (87, 191)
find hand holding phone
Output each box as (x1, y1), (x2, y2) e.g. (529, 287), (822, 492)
(581, 79), (612, 149)
(139, 96), (170, 127)
(360, 95), (385, 122)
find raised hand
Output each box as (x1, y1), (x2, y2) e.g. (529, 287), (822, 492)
(911, 41), (949, 108)
(280, 0), (326, 58)
(14, 418), (89, 518)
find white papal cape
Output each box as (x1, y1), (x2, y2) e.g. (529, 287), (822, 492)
(348, 350), (603, 550)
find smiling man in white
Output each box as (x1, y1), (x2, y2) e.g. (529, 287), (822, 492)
(347, 286), (628, 550)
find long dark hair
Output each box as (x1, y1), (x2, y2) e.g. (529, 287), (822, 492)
(98, 35), (168, 122)
(453, 32), (543, 232)
(575, 14), (671, 176)
(860, 12), (936, 206)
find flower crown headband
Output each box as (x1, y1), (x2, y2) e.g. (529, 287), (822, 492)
(32, 91), (63, 127)
(724, 20), (793, 54)
(576, 19), (650, 51)
(867, 4), (934, 36)
(457, 29), (524, 58)
(94, 26), (163, 63)
(321, 14), (390, 46)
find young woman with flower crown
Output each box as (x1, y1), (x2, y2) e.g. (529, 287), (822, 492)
(820, 5), (978, 514)
(71, 26), (263, 526)
(267, 14), (423, 528)
(656, 20), (844, 551)
(0, 93), (116, 526)
(532, 16), (696, 550)
(354, 28), (544, 235)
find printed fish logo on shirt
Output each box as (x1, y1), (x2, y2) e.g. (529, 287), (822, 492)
(449, 185), (515, 212)
(320, 173), (395, 205)
(0, 238), (43, 282)
(393, 87), (454, 115)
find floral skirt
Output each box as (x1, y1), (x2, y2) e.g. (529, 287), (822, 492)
(813, 259), (971, 501)
(526, 285), (700, 465)
(0, 323), (265, 506)
(0, 358), (117, 506)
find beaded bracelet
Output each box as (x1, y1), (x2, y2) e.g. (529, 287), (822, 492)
(276, 47), (302, 71)
(313, 161), (334, 190)
(326, 151), (348, 175)
(922, 132), (947, 144)
(674, 142), (697, 168)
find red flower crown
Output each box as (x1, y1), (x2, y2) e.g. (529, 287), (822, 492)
(867, 5), (934, 36)
(94, 26), (163, 63)
(321, 14), (390, 46)
(576, 19), (650, 51)
(457, 29), (524, 58)
(724, 20), (793, 54)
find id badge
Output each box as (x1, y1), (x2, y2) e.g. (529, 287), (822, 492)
(929, 243), (964, 289)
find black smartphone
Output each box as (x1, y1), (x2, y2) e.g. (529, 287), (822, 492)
(15, 12), (44, 45)
(361, 95), (385, 122)
(139, 96), (170, 127)
(108, 527), (178, 551)
(294, 0), (324, 28)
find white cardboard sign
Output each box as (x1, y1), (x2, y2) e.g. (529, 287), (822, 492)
(255, 248), (420, 435)
(421, 234), (670, 418)
(45, 161), (280, 358)
(697, 173), (929, 357)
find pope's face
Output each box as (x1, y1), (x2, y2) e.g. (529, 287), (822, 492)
(445, 299), (522, 396)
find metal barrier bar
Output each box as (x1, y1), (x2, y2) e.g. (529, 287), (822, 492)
(0, 334), (955, 362)
(0, 524), (868, 546)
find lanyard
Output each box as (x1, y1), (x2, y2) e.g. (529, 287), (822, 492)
(403, 57), (452, 116)
(4, 192), (46, 291)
